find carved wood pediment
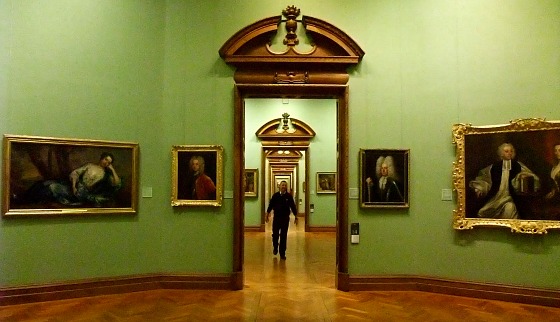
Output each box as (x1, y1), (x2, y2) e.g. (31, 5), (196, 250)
(219, 5), (365, 85)
(256, 115), (315, 147)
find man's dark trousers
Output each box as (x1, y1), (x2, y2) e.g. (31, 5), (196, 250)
(272, 215), (290, 256)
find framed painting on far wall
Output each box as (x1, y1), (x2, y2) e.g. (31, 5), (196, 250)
(359, 149), (410, 208)
(316, 172), (336, 194)
(244, 168), (258, 197)
(171, 145), (223, 207)
(2, 134), (139, 217)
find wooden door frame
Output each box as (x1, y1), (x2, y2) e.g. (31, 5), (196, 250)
(220, 7), (363, 291)
(232, 84), (349, 290)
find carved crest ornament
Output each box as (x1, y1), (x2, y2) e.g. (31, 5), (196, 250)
(219, 5), (365, 85)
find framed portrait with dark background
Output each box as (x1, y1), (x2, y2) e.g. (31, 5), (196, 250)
(453, 118), (560, 233)
(360, 148), (409, 209)
(316, 172), (336, 194)
(171, 145), (223, 207)
(244, 168), (258, 197)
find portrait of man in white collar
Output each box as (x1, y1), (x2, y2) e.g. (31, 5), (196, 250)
(469, 143), (540, 219)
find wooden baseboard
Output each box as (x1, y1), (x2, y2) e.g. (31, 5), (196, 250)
(244, 225), (262, 232)
(0, 273), (232, 306)
(348, 275), (560, 308)
(307, 226), (336, 232)
(3, 273), (558, 308)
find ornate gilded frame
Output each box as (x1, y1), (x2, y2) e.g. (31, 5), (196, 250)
(2, 134), (139, 217)
(244, 168), (258, 197)
(171, 145), (223, 207)
(360, 149), (410, 208)
(452, 118), (560, 234)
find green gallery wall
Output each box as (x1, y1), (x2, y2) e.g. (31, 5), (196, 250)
(0, 0), (559, 291)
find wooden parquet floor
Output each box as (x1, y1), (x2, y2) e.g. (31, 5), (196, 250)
(2, 219), (560, 321)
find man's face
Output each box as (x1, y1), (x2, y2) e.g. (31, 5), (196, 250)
(501, 146), (514, 160)
(380, 164), (389, 177)
(279, 182), (287, 193)
(191, 160), (200, 172)
(555, 145), (560, 160)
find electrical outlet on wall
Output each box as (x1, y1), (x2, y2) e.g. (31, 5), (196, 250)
(351, 223), (359, 244)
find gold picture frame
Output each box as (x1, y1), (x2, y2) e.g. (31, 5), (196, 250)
(2, 134), (139, 217)
(171, 145), (223, 207)
(360, 149), (410, 208)
(452, 118), (560, 234)
(316, 172), (336, 194)
(244, 168), (258, 197)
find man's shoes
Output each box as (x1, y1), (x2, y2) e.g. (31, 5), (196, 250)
(273, 247), (278, 255)
(280, 254), (286, 260)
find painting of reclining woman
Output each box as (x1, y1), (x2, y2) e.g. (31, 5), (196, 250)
(2, 135), (138, 216)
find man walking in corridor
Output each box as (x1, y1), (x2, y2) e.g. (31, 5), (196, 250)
(266, 180), (298, 260)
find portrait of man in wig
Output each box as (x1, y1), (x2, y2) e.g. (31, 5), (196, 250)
(185, 155), (216, 200)
(365, 155), (404, 203)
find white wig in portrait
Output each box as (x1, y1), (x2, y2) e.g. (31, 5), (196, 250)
(375, 156), (399, 180)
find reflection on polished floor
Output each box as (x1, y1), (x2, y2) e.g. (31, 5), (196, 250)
(2, 218), (560, 321)
(244, 218), (335, 291)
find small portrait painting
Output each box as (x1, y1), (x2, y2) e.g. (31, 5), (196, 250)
(316, 172), (336, 194)
(244, 169), (258, 197)
(360, 149), (409, 208)
(172, 145), (223, 207)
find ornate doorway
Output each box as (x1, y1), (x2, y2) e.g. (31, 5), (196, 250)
(219, 5), (364, 290)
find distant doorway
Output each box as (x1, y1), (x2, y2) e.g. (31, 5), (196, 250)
(239, 94), (344, 290)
